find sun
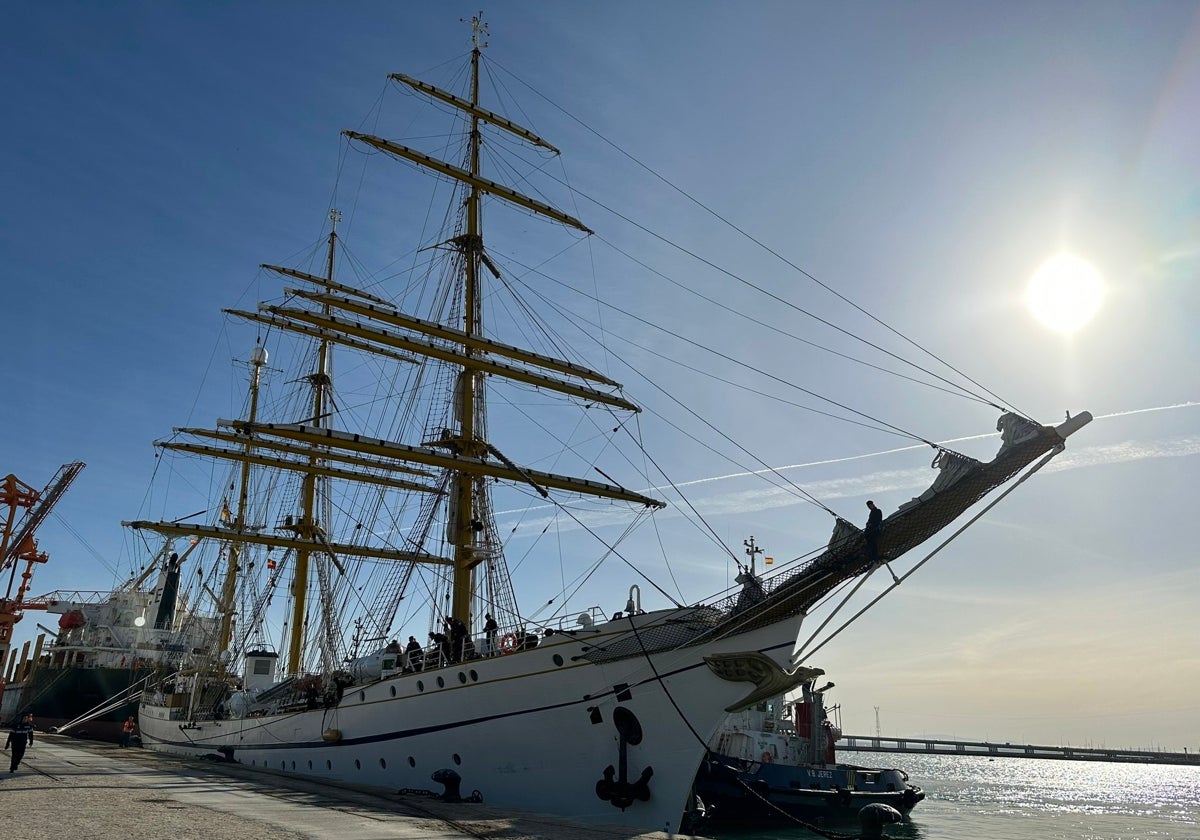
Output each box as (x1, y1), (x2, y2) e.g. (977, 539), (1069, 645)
(1025, 253), (1104, 334)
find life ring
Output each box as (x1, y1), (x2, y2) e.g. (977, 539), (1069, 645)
(760, 751), (773, 763)
(499, 633), (519, 654)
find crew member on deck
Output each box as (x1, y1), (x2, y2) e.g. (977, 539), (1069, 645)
(447, 616), (468, 662)
(483, 613), (499, 656)
(430, 630), (450, 667)
(405, 635), (423, 671)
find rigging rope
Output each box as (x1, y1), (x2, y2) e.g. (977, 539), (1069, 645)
(624, 615), (867, 840)
(483, 53), (1031, 423)
(795, 444), (1065, 665)
(499, 249), (942, 447)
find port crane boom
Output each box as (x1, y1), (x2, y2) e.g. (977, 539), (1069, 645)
(0, 461), (85, 672)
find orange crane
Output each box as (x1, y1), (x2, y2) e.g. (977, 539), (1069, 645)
(0, 462), (85, 681)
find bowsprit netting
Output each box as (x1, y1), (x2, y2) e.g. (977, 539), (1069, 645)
(582, 412), (1083, 664)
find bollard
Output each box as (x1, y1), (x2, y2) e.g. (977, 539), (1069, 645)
(430, 768), (463, 802)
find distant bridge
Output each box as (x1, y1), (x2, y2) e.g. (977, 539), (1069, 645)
(841, 735), (1199, 766)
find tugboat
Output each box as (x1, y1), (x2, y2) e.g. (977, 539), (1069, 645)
(692, 676), (924, 826)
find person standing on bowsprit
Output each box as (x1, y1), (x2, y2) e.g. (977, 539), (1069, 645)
(5, 713), (34, 773)
(864, 500), (884, 563)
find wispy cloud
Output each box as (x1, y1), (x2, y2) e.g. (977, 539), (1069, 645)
(663, 401), (1200, 491)
(498, 402), (1200, 535)
(1042, 434), (1200, 474)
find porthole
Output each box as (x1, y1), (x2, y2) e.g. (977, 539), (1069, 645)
(469, 669), (478, 682)
(355, 759), (361, 770)
(379, 758), (387, 769)
(290, 760), (296, 770)
(436, 676), (445, 688)
(390, 686), (397, 697)
(408, 756), (416, 768)
(553, 654), (564, 667)
(307, 760), (312, 769)
(417, 680), (425, 692)
(453, 753), (462, 766)
(359, 690), (366, 702)
(326, 760), (332, 770)
(457, 672), (467, 684)
(281, 761), (286, 770)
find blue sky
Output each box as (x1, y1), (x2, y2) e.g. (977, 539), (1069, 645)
(2, 2), (1198, 750)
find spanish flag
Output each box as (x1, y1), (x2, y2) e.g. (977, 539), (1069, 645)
(765, 556), (774, 565)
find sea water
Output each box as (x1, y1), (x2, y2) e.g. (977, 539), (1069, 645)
(710, 752), (1200, 840)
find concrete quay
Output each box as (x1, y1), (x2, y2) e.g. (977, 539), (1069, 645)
(0, 734), (704, 840)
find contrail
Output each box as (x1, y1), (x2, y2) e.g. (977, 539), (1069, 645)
(1090, 401), (1199, 421)
(651, 400), (1200, 492)
(496, 401), (1199, 529)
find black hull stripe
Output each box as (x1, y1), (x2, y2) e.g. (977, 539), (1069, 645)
(149, 639), (794, 752)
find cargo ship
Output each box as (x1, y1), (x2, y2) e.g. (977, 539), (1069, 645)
(2, 547), (217, 740)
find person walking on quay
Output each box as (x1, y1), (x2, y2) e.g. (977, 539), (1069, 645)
(4, 713), (35, 772)
(120, 715), (137, 748)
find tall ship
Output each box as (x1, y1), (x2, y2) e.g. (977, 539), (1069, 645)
(127, 18), (1092, 833)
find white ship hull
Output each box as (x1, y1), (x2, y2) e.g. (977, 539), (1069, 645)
(140, 613), (798, 832)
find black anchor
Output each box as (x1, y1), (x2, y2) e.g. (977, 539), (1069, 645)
(595, 705), (653, 810)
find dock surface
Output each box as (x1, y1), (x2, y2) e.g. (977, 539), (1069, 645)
(1, 734), (697, 840)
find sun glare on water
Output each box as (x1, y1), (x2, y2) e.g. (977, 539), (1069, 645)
(1025, 253), (1105, 334)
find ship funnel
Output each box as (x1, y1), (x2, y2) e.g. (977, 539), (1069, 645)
(152, 552), (182, 630)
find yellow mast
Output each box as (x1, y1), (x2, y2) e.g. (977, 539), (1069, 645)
(449, 18), (488, 627)
(215, 343), (267, 654)
(286, 208), (340, 675)
(124, 29), (668, 682)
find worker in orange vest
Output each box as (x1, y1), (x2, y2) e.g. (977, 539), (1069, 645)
(120, 715), (136, 748)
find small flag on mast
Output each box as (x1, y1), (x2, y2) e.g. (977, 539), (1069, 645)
(765, 556), (774, 565)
